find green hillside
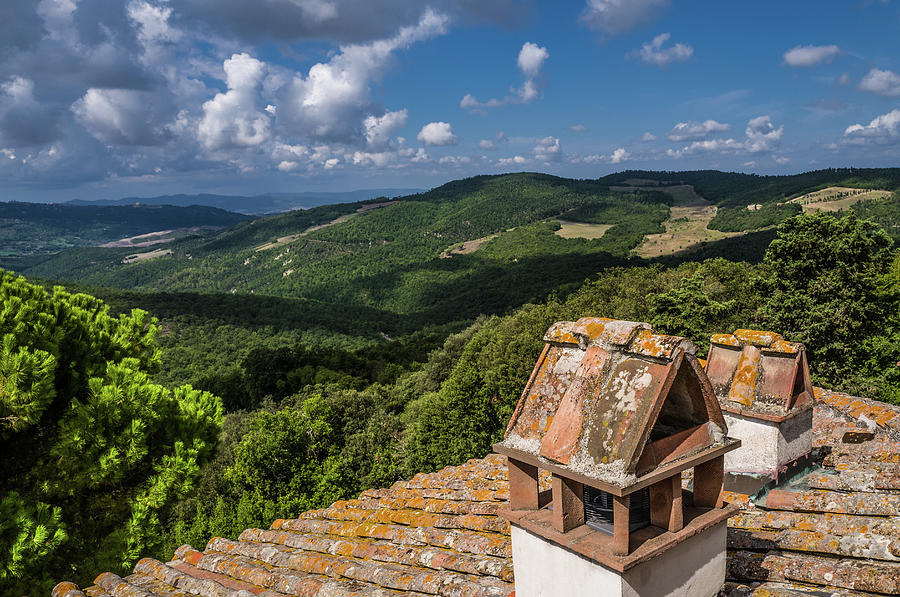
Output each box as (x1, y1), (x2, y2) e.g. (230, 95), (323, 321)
(20, 174), (671, 328)
(602, 167), (900, 207)
(16, 170), (900, 395)
(0, 202), (251, 258)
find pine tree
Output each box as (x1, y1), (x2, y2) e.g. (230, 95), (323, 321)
(0, 271), (224, 593)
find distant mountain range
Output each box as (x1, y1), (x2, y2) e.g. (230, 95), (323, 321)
(66, 189), (422, 215)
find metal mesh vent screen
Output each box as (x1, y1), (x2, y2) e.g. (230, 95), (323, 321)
(583, 485), (651, 534)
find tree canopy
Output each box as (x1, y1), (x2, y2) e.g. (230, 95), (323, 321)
(0, 271), (223, 592)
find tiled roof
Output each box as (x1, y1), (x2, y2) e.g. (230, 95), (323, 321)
(54, 390), (900, 597)
(706, 329), (814, 419)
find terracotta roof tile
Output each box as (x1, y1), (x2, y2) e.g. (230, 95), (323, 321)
(53, 393), (900, 597)
(727, 549), (900, 594)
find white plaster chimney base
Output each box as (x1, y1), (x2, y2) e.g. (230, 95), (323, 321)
(510, 522), (727, 597)
(723, 408), (812, 477)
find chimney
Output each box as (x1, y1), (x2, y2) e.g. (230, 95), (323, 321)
(495, 318), (740, 597)
(705, 329), (814, 483)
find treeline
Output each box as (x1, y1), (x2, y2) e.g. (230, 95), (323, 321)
(708, 202), (802, 232)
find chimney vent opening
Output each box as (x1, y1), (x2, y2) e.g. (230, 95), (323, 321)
(583, 486), (650, 534)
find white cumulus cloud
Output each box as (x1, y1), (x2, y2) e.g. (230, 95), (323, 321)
(364, 109), (407, 147)
(859, 68), (900, 97)
(498, 155), (528, 166)
(667, 119), (730, 142)
(417, 121), (457, 146)
(461, 41), (549, 111)
(532, 135), (561, 161)
(632, 33), (692, 66)
(666, 115), (783, 157)
(744, 115), (783, 152)
(198, 53), (271, 150)
(608, 147), (629, 163)
(73, 88), (171, 146)
(518, 42), (549, 77)
(278, 9), (448, 143)
(843, 109), (900, 144)
(782, 44), (839, 67)
(580, 0), (669, 35)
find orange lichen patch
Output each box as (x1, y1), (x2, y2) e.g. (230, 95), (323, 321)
(767, 340), (799, 355)
(628, 329), (692, 359)
(542, 320), (583, 345)
(733, 329), (781, 347)
(711, 333), (741, 347)
(727, 347), (760, 407)
(765, 488), (900, 517)
(51, 582), (85, 597)
(572, 316), (612, 337)
(729, 510), (899, 537)
(816, 389), (900, 440)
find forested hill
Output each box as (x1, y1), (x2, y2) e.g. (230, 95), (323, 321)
(0, 202), (251, 258)
(67, 188), (420, 215)
(19, 173), (673, 332)
(14, 169), (900, 347)
(600, 167), (900, 206)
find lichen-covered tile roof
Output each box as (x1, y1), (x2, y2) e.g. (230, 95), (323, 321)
(53, 390), (900, 597)
(706, 329), (814, 419)
(500, 317), (728, 487)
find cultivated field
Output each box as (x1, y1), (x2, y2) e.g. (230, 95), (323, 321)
(102, 226), (222, 248)
(633, 185), (743, 258)
(122, 248), (173, 263)
(553, 220), (614, 239)
(789, 186), (892, 213)
(440, 233), (500, 257)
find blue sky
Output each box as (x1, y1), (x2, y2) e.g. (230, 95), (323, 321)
(1, 0), (899, 201)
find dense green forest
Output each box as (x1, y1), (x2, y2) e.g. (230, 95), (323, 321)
(2, 169), (900, 591)
(0, 202), (250, 257)
(604, 167), (900, 206)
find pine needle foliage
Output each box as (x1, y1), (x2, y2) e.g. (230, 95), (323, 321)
(0, 270), (224, 593)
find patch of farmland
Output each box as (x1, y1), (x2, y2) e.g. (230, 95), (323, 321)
(789, 186), (892, 213)
(633, 187), (744, 258)
(440, 233), (500, 258)
(122, 248), (173, 263)
(553, 220), (614, 239)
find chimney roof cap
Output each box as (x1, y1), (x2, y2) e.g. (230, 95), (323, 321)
(499, 318), (728, 489)
(706, 329), (813, 418)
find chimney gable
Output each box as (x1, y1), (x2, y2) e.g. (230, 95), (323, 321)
(502, 318), (732, 484)
(498, 318), (740, 597)
(706, 329), (814, 419)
